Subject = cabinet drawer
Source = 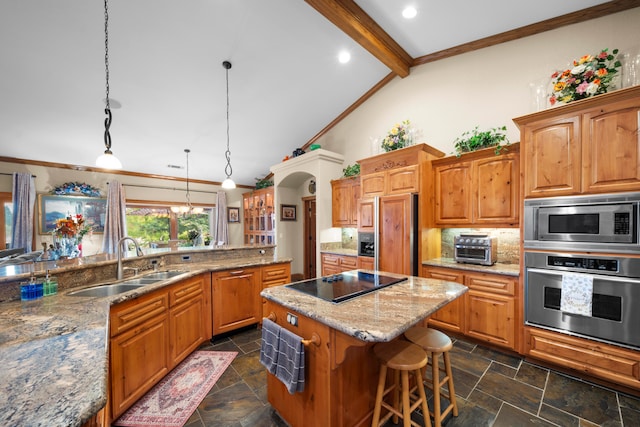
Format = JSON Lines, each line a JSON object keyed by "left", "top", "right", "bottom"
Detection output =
{"left": 262, "top": 263, "right": 291, "bottom": 282}
{"left": 341, "top": 256, "right": 357, "bottom": 269}
{"left": 168, "top": 276, "right": 204, "bottom": 307}
{"left": 321, "top": 253, "right": 340, "bottom": 266}
{"left": 110, "top": 292, "right": 168, "bottom": 337}
{"left": 525, "top": 327, "right": 640, "bottom": 389}
{"left": 466, "top": 273, "right": 516, "bottom": 296}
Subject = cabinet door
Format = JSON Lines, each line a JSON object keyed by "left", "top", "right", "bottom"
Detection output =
{"left": 168, "top": 276, "right": 209, "bottom": 368}
{"left": 434, "top": 162, "right": 472, "bottom": 225}
{"left": 357, "top": 199, "right": 375, "bottom": 232}
{"left": 387, "top": 165, "right": 419, "bottom": 194}
{"left": 331, "top": 180, "right": 353, "bottom": 227}
{"left": 422, "top": 267, "right": 465, "bottom": 333}
{"left": 358, "top": 256, "right": 374, "bottom": 270}
{"left": 361, "top": 172, "right": 385, "bottom": 198}
{"left": 378, "top": 194, "right": 413, "bottom": 275}
{"left": 213, "top": 268, "right": 260, "bottom": 335}
{"left": 474, "top": 153, "right": 519, "bottom": 225}
{"left": 582, "top": 102, "right": 640, "bottom": 193}
{"left": 465, "top": 290, "right": 515, "bottom": 350}
{"left": 110, "top": 314, "right": 169, "bottom": 419}
{"left": 523, "top": 116, "right": 581, "bottom": 197}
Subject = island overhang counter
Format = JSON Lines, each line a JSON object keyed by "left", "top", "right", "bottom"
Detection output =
{"left": 260, "top": 271, "right": 468, "bottom": 427}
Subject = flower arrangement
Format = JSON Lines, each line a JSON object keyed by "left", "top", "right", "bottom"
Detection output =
{"left": 453, "top": 126, "right": 509, "bottom": 157}
{"left": 54, "top": 214, "right": 92, "bottom": 239}
{"left": 549, "top": 48, "right": 621, "bottom": 105}
{"left": 381, "top": 120, "right": 412, "bottom": 152}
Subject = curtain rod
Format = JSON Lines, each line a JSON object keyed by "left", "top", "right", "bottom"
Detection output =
{"left": 107, "top": 182, "right": 217, "bottom": 195}
{"left": 0, "top": 172, "right": 36, "bottom": 177}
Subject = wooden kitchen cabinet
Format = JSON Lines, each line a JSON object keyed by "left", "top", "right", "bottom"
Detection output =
{"left": 514, "top": 86, "right": 640, "bottom": 197}
{"left": 358, "top": 144, "right": 444, "bottom": 199}
{"left": 331, "top": 176, "right": 360, "bottom": 227}
{"left": 109, "top": 292, "right": 170, "bottom": 420}
{"left": 242, "top": 187, "right": 275, "bottom": 245}
{"left": 321, "top": 252, "right": 357, "bottom": 276}
{"left": 433, "top": 143, "right": 519, "bottom": 227}
{"left": 422, "top": 265, "right": 518, "bottom": 351}
{"left": 421, "top": 266, "right": 465, "bottom": 334}
{"left": 212, "top": 267, "right": 261, "bottom": 335}
{"left": 261, "top": 262, "right": 291, "bottom": 319}
{"left": 358, "top": 256, "right": 374, "bottom": 270}
{"left": 107, "top": 273, "right": 212, "bottom": 424}
{"left": 168, "top": 274, "right": 211, "bottom": 367}
{"left": 525, "top": 327, "right": 640, "bottom": 392}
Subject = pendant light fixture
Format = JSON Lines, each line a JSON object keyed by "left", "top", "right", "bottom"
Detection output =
{"left": 171, "top": 149, "right": 203, "bottom": 215}
{"left": 221, "top": 60, "right": 236, "bottom": 189}
{"left": 96, "top": 0, "right": 122, "bottom": 169}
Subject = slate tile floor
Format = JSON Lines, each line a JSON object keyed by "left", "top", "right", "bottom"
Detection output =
{"left": 183, "top": 326, "right": 640, "bottom": 427}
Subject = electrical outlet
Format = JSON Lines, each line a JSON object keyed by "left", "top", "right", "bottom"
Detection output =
{"left": 286, "top": 312, "right": 298, "bottom": 326}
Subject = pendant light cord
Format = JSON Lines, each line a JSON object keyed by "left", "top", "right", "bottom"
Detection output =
{"left": 223, "top": 61, "right": 232, "bottom": 179}
{"left": 103, "top": 0, "right": 112, "bottom": 152}
{"left": 185, "top": 149, "right": 193, "bottom": 210}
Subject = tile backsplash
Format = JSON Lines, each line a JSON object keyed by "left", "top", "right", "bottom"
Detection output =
{"left": 441, "top": 228, "right": 520, "bottom": 264}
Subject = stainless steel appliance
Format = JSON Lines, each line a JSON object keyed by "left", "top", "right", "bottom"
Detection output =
{"left": 286, "top": 270, "right": 408, "bottom": 303}
{"left": 357, "top": 232, "right": 375, "bottom": 257}
{"left": 454, "top": 234, "right": 497, "bottom": 266}
{"left": 366, "top": 194, "right": 420, "bottom": 276}
{"left": 525, "top": 251, "right": 640, "bottom": 350}
{"left": 524, "top": 192, "right": 640, "bottom": 253}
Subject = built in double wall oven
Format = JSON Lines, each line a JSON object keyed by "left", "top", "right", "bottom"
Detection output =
{"left": 524, "top": 192, "right": 640, "bottom": 350}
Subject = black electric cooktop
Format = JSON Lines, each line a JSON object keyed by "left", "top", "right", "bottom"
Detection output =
{"left": 286, "top": 271, "right": 408, "bottom": 303}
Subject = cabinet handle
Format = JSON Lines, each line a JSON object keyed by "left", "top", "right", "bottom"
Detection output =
{"left": 229, "top": 270, "right": 245, "bottom": 275}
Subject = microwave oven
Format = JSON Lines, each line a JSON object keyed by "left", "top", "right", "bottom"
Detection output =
{"left": 524, "top": 192, "right": 640, "bottom": 253}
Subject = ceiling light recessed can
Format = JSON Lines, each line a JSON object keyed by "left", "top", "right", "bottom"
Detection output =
{"left": 338, "top": 51, "right": 351, "bottom": 64}
{"left": 402, "top": 6, "right": 417, "bottom": 19}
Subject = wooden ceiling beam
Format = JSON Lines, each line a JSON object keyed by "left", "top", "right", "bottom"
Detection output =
{"left": 305, "top": 0, "right": 413, "bottom": 77}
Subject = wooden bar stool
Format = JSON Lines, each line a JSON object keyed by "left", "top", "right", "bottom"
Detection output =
{"left": 371, "top": 340, "right": 432, "bottom": 427}
{"left": 404, "top": 327, "right": 458, "bottom": 427}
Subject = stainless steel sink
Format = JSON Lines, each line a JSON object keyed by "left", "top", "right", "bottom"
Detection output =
{"left": 142, "top": 270, "right": 187, "bottom": 280}
{"left": 68, "top": 283, "right": 148, "bottom": 297}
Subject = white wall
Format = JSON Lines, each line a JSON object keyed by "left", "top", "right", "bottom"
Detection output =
{"left": 316, "top": 8, "right": 640, "bottom": 166}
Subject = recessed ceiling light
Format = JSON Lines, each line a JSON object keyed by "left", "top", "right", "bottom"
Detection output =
{"left": 402, "top": 6, "right": 417, "bottom": 19}
{"left": 338, "top": 51, "right": 351, "bottom": 64}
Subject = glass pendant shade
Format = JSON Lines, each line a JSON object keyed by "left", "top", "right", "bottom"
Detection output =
{"left": 221, "top": 177, "right": 236, "bottom": 189}
{"left": 96, "top": 150, "right": 122, "bottom": 169}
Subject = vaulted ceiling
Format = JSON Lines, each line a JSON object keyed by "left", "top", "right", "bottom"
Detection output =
{"left": 0, "top": 0, "right": 633, "bottom": 186}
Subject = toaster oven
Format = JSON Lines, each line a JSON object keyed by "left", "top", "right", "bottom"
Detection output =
{"left": 454, "top": 234, "right": 497, "bottom": 266}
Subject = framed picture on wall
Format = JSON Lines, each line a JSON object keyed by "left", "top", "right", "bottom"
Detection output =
{"left": 38, "top": 194, "right": 107, "bottom": 234}
{"left": 281, "top": 204, "right": 296, "bottom": 221}
{"left": 227, "top": 207, "right": 240, "bottom": 223}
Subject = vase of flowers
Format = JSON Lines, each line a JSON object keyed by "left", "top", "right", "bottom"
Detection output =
{"left": 381, "top": 120, "right": 413, "bottom": 152}
{"left": 549, "top": 48, "right": 621, "bottom": 106}
{"left": 52, "top": 214, "right": 91, "bottom": 258}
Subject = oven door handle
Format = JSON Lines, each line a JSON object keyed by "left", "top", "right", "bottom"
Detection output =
{"left": 526, "top": 267, "right": 640, "bottom": 285}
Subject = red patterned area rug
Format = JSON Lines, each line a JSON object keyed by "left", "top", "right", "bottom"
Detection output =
{"left": 114, "top": 350, "right": 237, "bottom": 427}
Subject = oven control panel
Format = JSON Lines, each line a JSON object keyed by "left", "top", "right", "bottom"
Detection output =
{"left": 547, "top": 255, "right": 618, "bottom": 272}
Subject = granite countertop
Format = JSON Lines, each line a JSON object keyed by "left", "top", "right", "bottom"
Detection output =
{"left": 0, "top": 257, "right": 290, "bottom": 427}
{"left": 261, "top": 272, "right": 468, "bottom": 342}
{"left": 423, "top": 257, "right": 520, "bottom": 277}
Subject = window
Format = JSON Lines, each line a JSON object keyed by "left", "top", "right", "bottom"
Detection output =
{"left": 125, "top": 203, "right": 215, "bottom": 248}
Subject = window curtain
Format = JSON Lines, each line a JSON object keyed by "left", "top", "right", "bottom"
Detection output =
{"left": 214, "top": 191, "right": 229, "bottom": 245}
{"left": 101, "top": 180, "right": 128, "bottom": 253}
{"left": 10, "top": 172, "right": 36, "bottom": 251}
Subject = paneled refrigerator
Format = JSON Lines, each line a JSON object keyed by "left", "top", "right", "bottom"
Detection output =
{"left": 358, "top": 193, "right": 419, "bottom": 276}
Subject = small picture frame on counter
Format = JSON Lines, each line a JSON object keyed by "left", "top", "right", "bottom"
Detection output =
{"left": 227, "top": 207, "right": 240, "bottom": 223}
{"left": 281, "top": 204, "right": 296, "bottom": 221}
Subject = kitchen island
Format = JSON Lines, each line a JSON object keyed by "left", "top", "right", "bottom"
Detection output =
{"left": 261, "top": 272, "right": 467, "bottom": 427}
